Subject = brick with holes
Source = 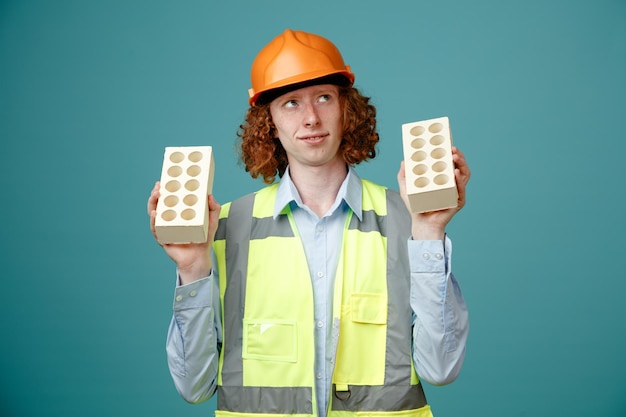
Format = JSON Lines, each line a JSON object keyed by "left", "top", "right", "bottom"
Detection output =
{"left": 155, "top": 146, "right": 215, "bottom": 244}
{"left": 401, "top": 117, "right": 458, "bottom": 213}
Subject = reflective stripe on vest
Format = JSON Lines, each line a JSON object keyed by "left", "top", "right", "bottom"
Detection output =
{"left": 214, "top": 180, "right": 430, "bottom": 417}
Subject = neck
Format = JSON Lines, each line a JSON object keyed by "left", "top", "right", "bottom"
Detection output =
{"left": 289, "top": 162, "right": 348, "bottom": 217}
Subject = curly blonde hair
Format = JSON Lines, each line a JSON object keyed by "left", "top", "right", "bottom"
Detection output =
{"left": 237, "top": 85, "right": 379, "bottom": 184}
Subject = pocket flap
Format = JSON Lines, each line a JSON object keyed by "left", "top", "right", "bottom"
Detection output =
{"left": 242, "top": 319, "right": 298, "bottom": 362}
{"left": 350, "top": 293, "right": 387, "bottom": 324}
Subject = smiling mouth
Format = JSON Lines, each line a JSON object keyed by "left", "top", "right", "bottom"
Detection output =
{"left": 299, "top": 134, "right": 327, "bottom": 142}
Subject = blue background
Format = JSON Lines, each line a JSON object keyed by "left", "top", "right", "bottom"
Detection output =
{"left": 1, "top": 1, "right": 625, "bottom": 416}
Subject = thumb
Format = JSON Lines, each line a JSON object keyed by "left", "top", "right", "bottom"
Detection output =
{"left": 397, "top": 160, "right": 407, "bottom": 194}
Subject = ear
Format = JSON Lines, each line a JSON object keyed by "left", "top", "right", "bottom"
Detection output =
{"left": 270, "top": 121, "right": 278, "bottom": 139}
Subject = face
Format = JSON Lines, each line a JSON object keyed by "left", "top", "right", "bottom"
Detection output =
{"left": 269, "top": 84, "right": 344, "bottom": 173}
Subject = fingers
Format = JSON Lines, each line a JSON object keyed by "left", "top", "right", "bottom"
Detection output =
{"left": 397, "top": 160, "right": 413, "bottom": 212}
{"left": 207, "top": 194, "right": 221, "bottom": 212}
{"left": 207, "top": 195, "right": 221, "bottom": 230}
{"left": 149, "top": 206, "right": 160, "bottom": 242}
{"left": 397, "top": 160, "right": 406, "bottom": 190}
{"left": 455, "top": 168, "right": 466, "bottom": 211}
{"left": 452, "top": 147, "right": 470, "bottom": 210}
{"left": 148, "top": 181, "right": 161, "bottom": 243}
{"left": 147, "top": 181, "right": 161, "bottom": 216}
{"left": 452, "top": 147, "right": 471, "bottom": 186}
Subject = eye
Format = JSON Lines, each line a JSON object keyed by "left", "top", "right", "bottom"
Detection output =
{"left": 284, "top": 99, "right": 298, "bottom": 108}
{"left": 318, "top": 94, "right": 331, "bottom": 103}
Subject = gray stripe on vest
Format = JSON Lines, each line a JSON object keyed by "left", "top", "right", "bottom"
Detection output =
{"left": 220, "top": 192, "right": 255, "bottom": 387}
{"left": 384, "top": 189, "right": 414, "bottom": 387}
{"left": 250, "top": 214, "right": 294, "bottom": 240}
{"left": 218, "top": 386, "right": 313, "bottom": 414}
{"left": 332, "top": 383, "right": 427, "bottom": 411}
{"left": 214, "top": 217, "right": 227, "bottom": 241}
{"left": 348, "top": 209, "right": 387, "bottom": 235}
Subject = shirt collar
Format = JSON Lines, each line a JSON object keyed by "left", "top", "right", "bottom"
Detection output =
{"left": 274, "top": 165, "right": 363, "bottom": 221}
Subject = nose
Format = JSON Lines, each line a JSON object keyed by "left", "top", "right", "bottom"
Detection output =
{"left": 303, "top": 103, "right": 320, "bottom": 127}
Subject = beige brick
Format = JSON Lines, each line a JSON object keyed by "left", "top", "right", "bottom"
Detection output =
{"left": 402, "top": 117, "right": 458, "bottom": 213}
{"left": 155, "top": 146, "right": 215, "bottom": 244}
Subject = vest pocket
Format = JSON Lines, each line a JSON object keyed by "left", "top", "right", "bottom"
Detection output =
{"left": 334, "top": 293, "right": 388, "bottom": 385}
{"left": 350, "top": 293, "right": 387, "bottom": 324}
{"left": 242, "top": 319, "right": 298, "bottom": 362}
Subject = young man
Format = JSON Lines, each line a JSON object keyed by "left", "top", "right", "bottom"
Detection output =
{"left": 148, "top": 29, "right": 470, "bottom": 417}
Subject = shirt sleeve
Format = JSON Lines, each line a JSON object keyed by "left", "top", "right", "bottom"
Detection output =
{"left": 166, "top": 265, "right": 222, "bottom": 403}
{"left": 408, "top": 235, "right": 469, "bottom": 385}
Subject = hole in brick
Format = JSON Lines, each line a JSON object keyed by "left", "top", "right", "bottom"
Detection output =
{"left": 185, "top": 179, "right": 200, "bottom": 191}
{"left": 170, "top": 152, "right": 184, "bottom": 163}
{"left": 165, "top": 180, "right": 181, "bottom": 192}
{"left": 433, "top": 161, "right": 447, "bottom": 172}
{"left": 164, "top": 195, "right": 179, "bottom": 207}
{"left": 411, "top": 151, "right": 427, "bottom": 162}
{"left": 434, "top": 174, "right": 449, "bottom": 185}
{"left": 183, "top": 194, "right": 198, "bottom": 206}
{"left": 413, "top": 164, "right": 428, "bottom": 175}
{"left": 411, "top": 138, "right": 426, "bottom": 149}
{"left": 167, "top": 165, "right": 183, "bottom": 177}
{"left": 414, "top": 177, "right": 430, "bottom": 188}
{"left": 187, "top": 165, "right": 201, "bottom": 177}
{"left": 181, "top": 208, "right": 196, "bottom": 220}
{"left": 430, "top": 135, "right": 445, "bottom": 146}
{"left": 431, "top": 148, "right": 446, "bottom": 159}
{"left": 429, "top": 122, "right": 443, "bottom": 133}
{"left": 409, "top": 125, "right": 425, "bottom": 136}
{"left": 188, "top": 151, "right": 203, "bottom": 163}
{"left": 161, "top": 210, "right": 176, "bottom": 221}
